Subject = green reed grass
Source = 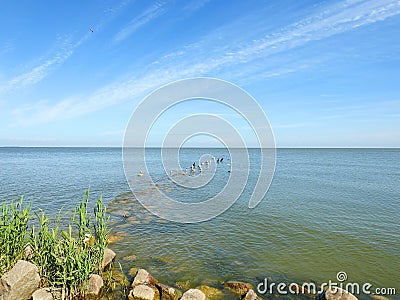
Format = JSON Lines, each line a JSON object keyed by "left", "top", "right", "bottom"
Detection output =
{"left": 0, "top": 190, "right": 110, "bottom": 299}
{"left": 0, "top": 198, "right": 31, "bottom": 276}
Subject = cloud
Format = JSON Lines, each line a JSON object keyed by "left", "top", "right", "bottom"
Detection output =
{"left": 181, "top": 0, "right": 210, "bottom": 14}
{"left": 273, "top": 122, "right": 312, "bottom": 129}
{"left": 98, "top": 129, "right": 125, "bottom": 136}
{"left": 113, "top": 1, "right": 167, "bottom": 43}
{"left": 0, "top": 0, "right": 131, "bottom": 95}
{"left": 12, "top": 0, "right": 400, "bottom": 125}
{"left": 0, "top": 38, "right": 76, "bottom": 93}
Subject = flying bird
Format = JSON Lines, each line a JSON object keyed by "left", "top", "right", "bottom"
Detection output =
{"left": 90, "top": 28, "right": 94, "bottom": 33}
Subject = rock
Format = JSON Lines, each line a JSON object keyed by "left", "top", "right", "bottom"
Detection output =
{"left": 107, "top": 234, "right": 123, "bottom": 244}
{"left": 0, "top": 260, "right": 40, "bottom": 300}
{"left": 112, "top": 269, "right": 130, "bottom": 287}
{"left": 243, "top": 289, "right": 259, "bottom": 300}
{"left": 224, "top": 281, "right": 253, "bottom": 296}
{"left": 156, "top": 283, "right": 181, "bottom": 300}
{"left": 317, "top": 287, "right": 358, "bottom": 300}
{"left": 32, "top": 288, "right": 53, "bottom": 300}
{"left": 128, "top": 284, "right": 160, "bottom": 300}
{"left": 176, "top": 280, "right": 191, "bottom": 290}
{"left": 102, "top": 248, "right": 116, "bottom": 270}
{"left": 23, "top": 243, "right": 34, "bottom": 260}
{"left": 86, "top": 274, "right": 104, "bottom": 299}
{"left": 129, "top": 268, "right": 139, "bottom": 277}
{"left": 181, "top": 289, "right": 207, "bottom": 300}
{"left": 152, "top": 256, "right": 172, "bottom": 265}
{"left": 132, "top": 269, "right": 157, "bottom": 287}
{"left": 123, "top": 254, "right": 138, "bottom": 262}
{"left": 196, "top": 285, "right": 223, "bottom": 299}
{"left": 372, "top": 296, "right": 389, "bottom": 300}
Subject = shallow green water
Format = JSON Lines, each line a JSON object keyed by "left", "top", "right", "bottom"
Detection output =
{"left": 1, "top": 148, "right": 399, "bottom": 299}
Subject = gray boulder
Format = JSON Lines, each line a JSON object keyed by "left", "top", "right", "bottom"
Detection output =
{"left": 128, "top": 284, "right": 160, "bottom": 300}
{"left": 32, "top": 288, "right": 53, "bottom": 300}
{"left": 181, "top": 289, "right": 207, "bottom": 300}
{"left": 102, "top": 248, "right": 116, "bottom": 270}
{"left": 0, "top": 260, "right": 40, "bottom": 300}
{"left": 86, "top": 274, "right": 104, "bottom": 299}
{"left": 132, "top": 269, "right": 157, "bottom": 287}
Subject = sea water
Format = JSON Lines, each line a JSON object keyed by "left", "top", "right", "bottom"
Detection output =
{"left": 0, "top": 147, "right": 399, "bottom": 298}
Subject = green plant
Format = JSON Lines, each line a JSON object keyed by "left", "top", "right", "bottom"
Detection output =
{"left": 0, "top": 198, "right": 31, "bottom": 276}
{"left": 29, "top": 190, "right": 109, "bottom": 299}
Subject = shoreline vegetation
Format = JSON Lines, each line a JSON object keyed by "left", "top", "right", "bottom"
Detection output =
{"left": 0, "top": 192, "right": 379, "bottom": 300}
{"left": 0, "top": 190, "right": 120, "bottom": 299}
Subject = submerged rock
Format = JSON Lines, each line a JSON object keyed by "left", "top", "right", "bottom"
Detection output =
{"left": 106, "top": 233, "right": 124, "bottom": 244}
{"left": 0, "top": 260, "right": 40, "bottom": 300}
{"left": 128, "top": 284, "right": 160, "bottom": 300}
{"left": 111, "top": 269, "right": 130, "bottom": 287}
{"left": 371, "top": 296, "right": 389, "bottom": 300}
{"left": 123, "top": 254, "right": 138, "bottom": 262}
{"left": 224, "top": 281, "right": 253, "bottom": 296}
{"left": 196, "top": 285, "right": 223, "bottom": 299}
{"left": 175, "top": 280, "right": 191, "bottom": 290}
{"left": 181, "top": 288, "right": 207, "bottom": 300}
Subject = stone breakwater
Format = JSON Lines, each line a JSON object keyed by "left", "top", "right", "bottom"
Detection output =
{"left": 0, "top": 247, "right": 370, "bottom": 300}
{"left": 127, "top": 268, "right": 260, "bottom": 300}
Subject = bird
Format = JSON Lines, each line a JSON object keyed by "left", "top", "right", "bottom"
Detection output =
{"left": 137, "top": 171, "right": 144, "bottom": 177}
{"left": 90, "top": 28, "right": 94, "bottom": 33}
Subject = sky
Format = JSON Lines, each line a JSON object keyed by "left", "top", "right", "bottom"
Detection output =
{"left": 0, "top": 0, "right": 399, "bottom": 147}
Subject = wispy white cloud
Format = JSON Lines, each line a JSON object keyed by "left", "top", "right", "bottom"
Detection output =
{"left": 98, "top": 129, "right": 125, "bottom": 136}
{"left": 174, "top": 0, "right": 400, "bottom": 75}
{"left": 113, "top": 1, "right": 167, "bottom": 43}
{"left": 181, "top": 0, "right": 210, "bottom": 14}
{"left": 273, "top": 122, "right": 312, "bottom": 129}
{"left": 0, "top": 37, "right": 77, "bottom": 94}
{"left": 0, "top": 0, "right": 131, "bottom": 95}
{"left": 0, "top": 39, "right": 14, "bottom": 56}
{"left": 12, "top": 0, "right": 400, "bottom": 125}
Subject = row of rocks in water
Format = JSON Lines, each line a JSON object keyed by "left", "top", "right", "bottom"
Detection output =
{"left": 0, "top": 245, "right": 373, "bottom": 300}
{"left": 126, "top": 268, "right": 371, "bottom": 300}
{"left": 128, "top": 268, "right": 260, "bottom": 300}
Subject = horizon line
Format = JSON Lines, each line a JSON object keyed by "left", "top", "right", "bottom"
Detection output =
{"left": 1, "top": 146, "right": 399, "bottom": 149}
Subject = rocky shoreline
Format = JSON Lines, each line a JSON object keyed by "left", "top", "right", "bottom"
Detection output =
{"left": 0, "top": 245, "right": 389, "bottom": 300}
{"left": 0, "top": 248, "right": 116, "bottom": 300}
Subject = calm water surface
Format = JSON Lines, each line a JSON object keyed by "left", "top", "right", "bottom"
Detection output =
{"left": 0, "top": 147, "right": 399, "bottom": 299}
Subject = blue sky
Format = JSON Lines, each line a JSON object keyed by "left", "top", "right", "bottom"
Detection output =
{"left": 0, "top": 0, "right": 399, "bottom": 147}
